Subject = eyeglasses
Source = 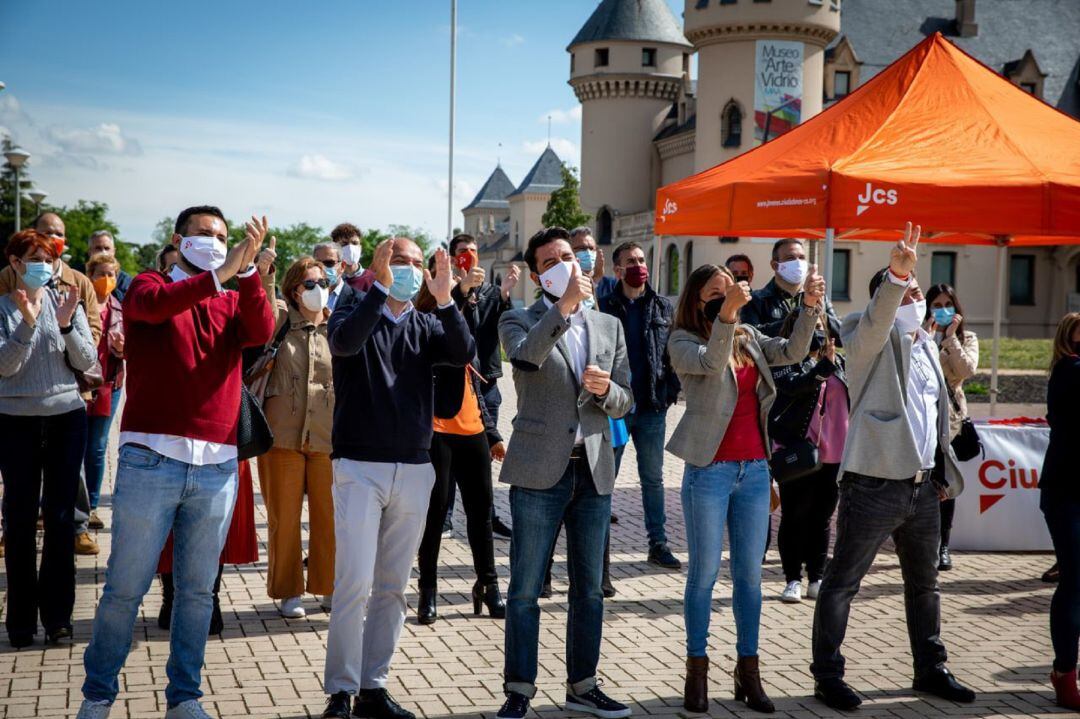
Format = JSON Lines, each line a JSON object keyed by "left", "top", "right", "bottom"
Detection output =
{"left": 318, "top": 259, "right": 337, "bottom": 268}
{"left": 302, "top": 278, "right": 330, "bottom": 290}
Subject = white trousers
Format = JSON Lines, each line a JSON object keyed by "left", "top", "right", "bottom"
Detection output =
{"left": 324, "top": 459, "right": 435, "bottom": 694}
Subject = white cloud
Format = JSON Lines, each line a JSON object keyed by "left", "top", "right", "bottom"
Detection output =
{"left": 522, "top": 137, "right": 578, "bottom": 163}
{"left": 500, "top": 33, "right": 525, "bottom": 48}
{"left": 541, "top": 106, "right": 581, "bottom": 125}
{"left": 49, "top": 123, "right": 142, "bottom": 155}
{"left": 288, "top": 154, "right": 354, "bottom": 181}
{"left": 435, "top": 177, "right": 476, "bottom": 202}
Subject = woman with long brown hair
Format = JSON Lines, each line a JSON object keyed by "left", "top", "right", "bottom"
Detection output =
{"left": 668, "top": 262, "right": 825, "bottom": 714}
{"left": 1041, "top": 312, "right": 1080, "bottom": 709}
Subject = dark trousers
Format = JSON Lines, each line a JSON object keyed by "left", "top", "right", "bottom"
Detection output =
{"left": 419, "top": 431, "right": 497, "bottom": 589}
{"left": 0, "top": 409, "right": 87, "bottom": 639}
{"left": 504, "top": 457, "right": 610, "bottom": 697}
{"left": 939, "top": 499, "right": 956, "bottom": 547}
{"left": 1042, "top": 490, "right": 1080, "bottom": 672}
{"left": 445, "top": 381, "right": 503, "bottom": 526}
{"left": 778, "top": 463, "right": 840, "bottom": 583}
{"left": 811, "top": 473, "right": 948, "bottom": 681}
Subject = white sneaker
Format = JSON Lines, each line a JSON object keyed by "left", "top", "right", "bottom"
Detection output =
{"left": 806, "top": 580, "right": 822, "bottom": 600}
{"left": 781, "top": 580, "right": 802, "bottom": 603}
{"left": 76, "top": 700, "right": 111, "bottom": 719}
{"left": 278, "top": 596, "right": 306, "bottom": 618}
{"left": 319, "top": 594, "right": 332, "bottom": 612}
{"left": 164, "top": 700, "right": 216, "bottom": 719}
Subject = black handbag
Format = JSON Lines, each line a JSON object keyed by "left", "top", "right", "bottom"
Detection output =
{"left": 947, "top": 385, "right": 982, "bottom": 462}
{"left": 769, "top": 438, "right": 822, "bottom": 483}
{"left": 237, "top": 383, "right": 274, "bottom": 461}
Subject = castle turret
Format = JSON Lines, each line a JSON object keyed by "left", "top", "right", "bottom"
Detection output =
{"left": 685, "top": 0, "right": 840, "bottom": 172}
{"left": 462, "top": 164, "right": 514, "bottom": 239}
{"left": 569, "top": 0, "right": 692, "bottom": 244}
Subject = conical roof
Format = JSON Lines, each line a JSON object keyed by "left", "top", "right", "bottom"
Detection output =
{"left": 655, "top": 32, "right": 1080, "bottom": 245}
{"left": 509, "top": 146, "right": 564, "bottom": 198}
{"left": 569, "top": 0, "right": 691, "bottom": 51}
{"left": 463, "top": 165, "right": 515, "bottom": 211}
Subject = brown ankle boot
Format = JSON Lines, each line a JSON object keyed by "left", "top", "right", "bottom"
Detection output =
{"left": 733, "top": 655, "right": 775, "bottom": 713}
{"left": 684, "top": 655, "right": 709, "bottom": 712}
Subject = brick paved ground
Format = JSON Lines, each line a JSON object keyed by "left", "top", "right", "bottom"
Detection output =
{"left": 0, "top": 377, "right": 1062, "bottom": 718}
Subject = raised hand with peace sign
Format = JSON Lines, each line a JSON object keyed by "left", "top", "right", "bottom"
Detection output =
{"left": 889, "top": 222, "right": 921, "bottom": 278}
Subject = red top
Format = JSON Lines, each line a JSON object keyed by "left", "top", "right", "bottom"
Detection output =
{"left": 713, "top": 364, "right": 767, "bottom": 462}
{"left": 120, "top": 270, "right": 275, "bottom": 444}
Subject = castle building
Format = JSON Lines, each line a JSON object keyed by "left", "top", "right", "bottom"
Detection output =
{"left": 477, "top": 0, "right": 1080, "bottom": 335}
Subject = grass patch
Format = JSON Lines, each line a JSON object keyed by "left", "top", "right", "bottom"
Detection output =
{"left": 965, "top": 381, "right": 989, "bottom": 396}
{"left": 977, "top": 338, "right": 1052, "bottom": 371}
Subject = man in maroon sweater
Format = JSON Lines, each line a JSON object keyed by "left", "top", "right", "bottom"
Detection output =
{"left": 79, "top": 206, "right": 275, "bottom": 719}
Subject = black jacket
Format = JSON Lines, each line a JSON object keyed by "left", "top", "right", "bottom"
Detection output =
{"left": 1040, "top": 354, "right": 1080, "bottom": 496}
{"left": 599, "top": 282, "right": 680, "bottom": 412}
{"left": 768, "top": 354, "right": 848, "bottom": 448}
{"left": 452, "top": 281, "right": 511, "bottom": 382}
{"left": 433, "top": 362, "right": 503, "bottom": 448}
{"left": 743, "top": 277, "right": 841, "bottom": 341}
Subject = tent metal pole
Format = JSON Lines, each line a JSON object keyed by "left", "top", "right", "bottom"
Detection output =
{"left": 989, "top": 238, "right": 1007, "bottom": 417}
{"left": 823, "top": 227, "right": 835, "bottom": 289}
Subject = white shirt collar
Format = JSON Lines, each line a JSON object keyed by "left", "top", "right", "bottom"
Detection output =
{"left": 169, "top": 264, "right": 192, "bottom": 284}
{"left": 382, "top": 302, "right": 414, "bottom": 324}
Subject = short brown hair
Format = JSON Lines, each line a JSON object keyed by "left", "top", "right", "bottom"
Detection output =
{"left": 449, "top": 233, "right": 476, "bottom": 256}
{"left": 331, "top": 222, "right": 362, "bottom": 244}
{"left": 5, "top": 230, "right": 59, "bottom": 262}
{"left": 281, "top": 256, "right": 326, "bottom": 309}
{"left": 612, "top": 241, "right": 642, "bottom": 266}
{"left": 86, "top": 253, "right": 120, "bottom": 277}
{"left": 1051, "top": 312, "right": 1080, "bottom": 371}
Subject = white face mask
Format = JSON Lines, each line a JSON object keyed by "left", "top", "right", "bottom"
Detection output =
{"left": 776, "top": 258, "right": 808, "bottom": 286}
{"left": 179, "top": 235, "right": 227, "bottom": 272}
{"left": 340, "top": 243, "right": 363, "bottom": 266}
{"left": 538, "top": 260, "right": 575, "bottom": 298}
{"left": 300, "top": 286, "right": 329, "bottom": 312}
{"left": 895, "top": 299, "right": 927, "bottom": 334}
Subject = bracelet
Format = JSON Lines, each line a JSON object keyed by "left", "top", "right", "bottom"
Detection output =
{"left": 59, "top": 324, "right": 73, "bottom": 335}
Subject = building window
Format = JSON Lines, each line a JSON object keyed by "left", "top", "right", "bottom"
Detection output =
{"left": 595, "top": 48, "right": 609, "bottom": 68}
{"left": 1009, "top": 254, "right": 1036, "bottom": 305}
{"left": 685, "top": 241, "right": 694, "bottom": 278}
{"left": 721, "top": 100, "right": 743, "bottom": 148}
{"left": 666, "top": 244, "right": 681, "bottom": 295}
{"left": 832, "top": 249, "right": 850, "bottom": 301}
{"left": 642, "top": 48, "right": 657, "bottom": 67}
{"left": 1020, "top": 82, "right": 1037, "bottom": 94}
{"left": 931, "top": 252, "right": 956, "bottom": 287}
{"left": 695, "top": 0, "right": 709, "bottom": 7}
{"left": 570, "top": 53, "right": 575, "bottom": 73}
{"left": 597, "top": 208, "right": 613, "bottom": 246}
{"left": 834, "top": 70, "right": 851, "bottom": 97}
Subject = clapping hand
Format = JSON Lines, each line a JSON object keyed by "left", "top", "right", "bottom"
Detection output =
{"left": 13, "top": 289, "right": 40, "bottom": 327}
{"left": 802, "top": 264, "right": 826, "bottom": 307}
{"left": 424, "top": 248, "right": 454, "bottom": 306}
{"left": 371, "top": 239, "right": 394, "bottom": 288}
{"left": 592, "top": 249, "right": 605, "bottom": 282}
{"left": 460, "top": 264, "right": 486, "bottom": 293}
{"left": 717, "top": 280, "right": 752, "bottom": 324}
{"left": 501, "top": 264, "right": 521, "bottom": 300}
{"left": 256, "top": 234, "right": 277, "bottom": 277}
{"left": 56, "top": 288, "right": 79, "bottom": 328}
{"left": 108, "top": 328, "right": 125, "bottom": 356}
{"left": 889, "top": 222, "right": 921, "bottom": 278}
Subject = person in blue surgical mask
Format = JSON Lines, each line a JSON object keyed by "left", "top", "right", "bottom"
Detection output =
{"left": 570, "top": 227, "right": 617, "bottom": 305}
{"left": 321, "top": 237, "right": 474, "bottom": 719}
{"left": 313, "top": 242, "right": 346, "bottom": 311}
{"left": 923, "top": 283, "right": 978, "bottom": 572}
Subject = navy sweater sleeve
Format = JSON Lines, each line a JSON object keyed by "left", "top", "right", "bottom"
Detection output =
{"left": 328, "top": 284, "right": 389, "bottom": 356}
{"left": 427, "top": 304, "right": 476, "bottom": 368}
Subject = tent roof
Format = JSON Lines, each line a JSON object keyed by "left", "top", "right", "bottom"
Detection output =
{"left": 654, "top": 33, "right": 1080, "bottom": 246}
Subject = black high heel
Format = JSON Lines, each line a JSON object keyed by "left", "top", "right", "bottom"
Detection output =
{"left": 418, "top": 587, "right": 438, "bottom": 625}
{"left": 472, "top": 581, "right": 506, "bottom": 619}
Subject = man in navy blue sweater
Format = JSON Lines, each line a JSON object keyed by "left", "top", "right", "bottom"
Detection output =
{"left": 322, "top": 238, "right": 474, "bottom": 719}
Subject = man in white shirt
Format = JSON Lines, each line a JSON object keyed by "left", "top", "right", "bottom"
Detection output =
{"left": 811, "top": 224, "right": 975, "bottom": 711}
{"left": 314, "top": 242, "right": 346, "bottom": 310}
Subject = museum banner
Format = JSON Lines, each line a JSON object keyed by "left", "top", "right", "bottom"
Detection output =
{"left": 754, "top": 39, "right": 803, "bottom": 142}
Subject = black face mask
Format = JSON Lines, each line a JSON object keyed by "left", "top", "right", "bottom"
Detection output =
{"left": 809, "top": 329, "right": 827, "bottom": 353}
{"left": 703, "top": 298, "right": 725, "bottom": 323}
{"left": 733, "top": 275, "right": 750, "bottom": 285}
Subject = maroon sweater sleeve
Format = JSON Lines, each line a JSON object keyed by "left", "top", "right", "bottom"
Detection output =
{"left": 123, "top": 271, "right": 217, "bottom": 324}
{"left": 235, "top": 271, "right": 276, "bottom": 348}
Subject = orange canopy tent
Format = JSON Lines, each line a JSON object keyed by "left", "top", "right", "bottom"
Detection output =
{"left": 654, "top": 32, "right": 1080, "bottom": 414}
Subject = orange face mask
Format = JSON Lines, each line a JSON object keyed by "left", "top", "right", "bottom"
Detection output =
{"left": 93, "top": 276, "right": 117, "bottom": 298}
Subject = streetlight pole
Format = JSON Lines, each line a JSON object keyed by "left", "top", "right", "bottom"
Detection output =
{"left": 447, "top": 0, "right": 457, "bottom": 246}
{"left": 28, "top": 190, "right": 47, "bottom": 215}
{"left": 4, "top": 147, "right": 31, "bottom": 231}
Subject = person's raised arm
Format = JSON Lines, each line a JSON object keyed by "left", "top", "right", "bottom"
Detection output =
{"left": 328, "top": 239, "right": 393, "bottom": 357}
{"left": 425, "top": 248, "right": 475, "bottom": 367}
{"left": 759, "top": 268, "right": 825, "bottom": 366}
{"left": 498, "top": 262, "right": 592, "bottom": 371}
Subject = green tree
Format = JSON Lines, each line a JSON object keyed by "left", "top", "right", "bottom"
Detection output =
{"left": 133, "top": 242, "right": 161, "bottom": 271}
{"left": 151, "top": 216, "right": 175, "bottom": 246}
{"left": 227, "top": 220, "right": 329, "bottom": 280}
{"left": 541, "top": 164, "right": 590, "bottom": 231}
{"left": 51, "top": 200, "right": 142, "bottom": 275}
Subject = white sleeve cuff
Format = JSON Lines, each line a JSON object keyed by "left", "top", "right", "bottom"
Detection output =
{"left": 372, "top": 281, "right": 389, "bottom": 295}
{"left": 886, "top": 270, "right": 912, "bottom": 286}
{"left": 437, "top": 300, "right": 454, "bottom": 310}
{"left": 236, "top": 265, "right": 258, "bottom": 279}
{"left": 211, "top": 270, "right": 224, "bottom": 293}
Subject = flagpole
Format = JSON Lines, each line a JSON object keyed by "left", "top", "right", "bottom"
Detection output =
{"left": 447, "top": 0, "right": 457, "bottom": 246}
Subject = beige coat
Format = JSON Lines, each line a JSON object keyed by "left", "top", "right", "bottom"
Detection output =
{"left": 935, "top": 330, "right": 979, "bottom": 439}
{"left": 261, "top": 275, "right": 334, "bottom": 454}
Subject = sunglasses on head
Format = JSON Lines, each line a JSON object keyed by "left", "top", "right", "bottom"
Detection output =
{"left": 302, "top": 278, "right": 330, "bottom": 290}
{"left": 318, "top": 259, "right": 337, "bottom": 268}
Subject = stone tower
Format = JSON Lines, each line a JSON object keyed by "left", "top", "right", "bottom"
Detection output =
{"left": 685, "top": 0, "right": 840, "bottom": 172}
{"left": 569, "top": 0, "right": 692, "bottom": 244}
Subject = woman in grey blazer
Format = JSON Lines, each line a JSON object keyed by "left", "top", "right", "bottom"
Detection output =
{"left": 667, "top": 263, "right": 823, "bottom": 714}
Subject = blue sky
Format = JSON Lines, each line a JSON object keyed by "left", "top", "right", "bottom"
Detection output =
{"left": 0, "top": 0, "right": 683, "bottom": 245}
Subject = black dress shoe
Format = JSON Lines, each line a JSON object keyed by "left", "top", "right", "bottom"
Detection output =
{"left": 814, "top": 678, "right": 862, "bottom": 710}
{"left": 648, "top": 543, "right": 682, "bottom": 570}
{"left": 8, "top": 631, "right": 34, "bottom": 649}
{"left": 912, "top": 669, "right": 976, "bottom": 703}
{"left": 492, "top": 515, "right": 513, "bottom": 540}
{"left": 938, "top": 545, "right": 953, "bottom": 571}
{"left": 540, "top": 581, "right": 553, "bottom": 599}
{"left": 322, "top": 691, "right": 352, "bottom": 718}
{"left": 354, "top": 688, "right": 415, "bottom": 719}
{"left": 417, "top": 587, "right": 437, "bottom": 625}
{"left": 45, "top": 625, "right": 72, "bottom": 644}
{"left": 601, "top": 576, "right": 616, "bottom": 598}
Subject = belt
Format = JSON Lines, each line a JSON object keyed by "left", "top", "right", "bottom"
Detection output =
{"left": 569, "top": 446, "right": 587, "bottom": 460}
{"left": 913, "top": 468, "right": 933, "bottom": 484}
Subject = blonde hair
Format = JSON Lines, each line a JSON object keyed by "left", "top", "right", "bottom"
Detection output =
{"left": 1051, "top": 312, "right": 1080, "bottom": 371}
{"left": 85, "top": 252, "right": 119, "bottom": 278}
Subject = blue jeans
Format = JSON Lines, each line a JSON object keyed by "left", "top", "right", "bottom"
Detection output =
{"left": 613, "top": 409, "right": 668, "bottom": 547}
{"left": 504, "top": 457, "right": 610, "bottom": 698}
{"left": 682, "top": 459, "right": 771, "bottom": 658}
{"left": 84, "top": 387, "right": 122, "bottom": 510}
{"left": 82, "top": 445, "right": 237, "bottom": 707}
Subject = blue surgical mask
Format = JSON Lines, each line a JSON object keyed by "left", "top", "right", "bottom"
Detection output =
{"left": 932, "top": 307, "right": 956, "bottom": 327}
{"left": 388, "top": 265, "right": 423, "bottom": 302}
{"left": 325, "top": 266, "right": 339, "bottom": 287}
{"left": 20, "top": 261, "right": 54, "bottom": 290}
{"left": 575, "top": 249, "right": 596, "bottom": 273}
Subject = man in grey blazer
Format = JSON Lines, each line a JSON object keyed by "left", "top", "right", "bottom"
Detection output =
{"left": 811, "top": 224, "right": 976, "bottom": 710}
{"left": 495, "top": 227, "right": 633, "bottom": 719}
